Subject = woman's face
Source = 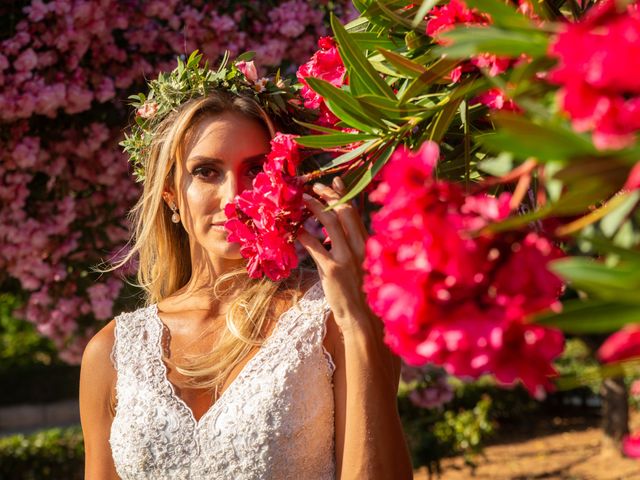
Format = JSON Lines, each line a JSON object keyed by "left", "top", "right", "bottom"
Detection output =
{"left": 168, "top": 110, "right": 271, "bottom": 261}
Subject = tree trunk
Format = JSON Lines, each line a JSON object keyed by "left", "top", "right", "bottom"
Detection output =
{"left": 601, "top": 376, "right": 629, "bottom": 453}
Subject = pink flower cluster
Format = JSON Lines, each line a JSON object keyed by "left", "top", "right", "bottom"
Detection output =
{"left": 427, "top": 0, "right": 510, "bottom": 84}
{"left": 0, "top": 0, "right": 353, "bottom": 122}
{"left": 426, "top": 0, "right": 527, "bottom": 111}
{"left": 297, "top": 36, "right": 347, "bottom": 126}
{"left": 1, "top": 121, "right": 137, "bottom": 362}
{"left": 549, "top": 0, "right": 640, "bottom": 150}
{"left": 597, "top": 324, "right": 640, "bottom": 364}
{"left": 363, "top": 142, "right": 565, "bottom": 398}
{"left": 1, "top": 0, "right": 352, "bottom": 363}
{"left": 224, "top": 133, "right": 309, "bottom": 281}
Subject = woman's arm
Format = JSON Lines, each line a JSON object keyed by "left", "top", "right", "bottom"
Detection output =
{"left": 298, "top": 177, "right": 413, "bottom": 479}
{"left": 330, "top": 310, "right": 412, "bottom": 479}
{"left": 79, "top": 320, "right": 121, "bottom": 480}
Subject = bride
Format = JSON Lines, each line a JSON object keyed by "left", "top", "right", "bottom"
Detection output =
{"left": 79, "top": 55, "right": 412, "bottom": 479}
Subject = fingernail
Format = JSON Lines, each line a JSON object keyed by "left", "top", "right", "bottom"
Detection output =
{"left": 312, "top": 182, "right": 324, "bottom": 192}
{"left": 303, "top": 193, "right": 313, "bottom": 201}
{"left": 333, "top": 177, "right": 345, "bottom": 189}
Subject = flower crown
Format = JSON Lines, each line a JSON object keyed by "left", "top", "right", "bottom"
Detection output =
{"left": 120, "top": 50, "right": 315, "bottom": 182}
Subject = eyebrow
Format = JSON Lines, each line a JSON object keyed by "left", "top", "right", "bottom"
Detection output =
{"left": 186, "top": 154, "right": 268, "bottom": 164}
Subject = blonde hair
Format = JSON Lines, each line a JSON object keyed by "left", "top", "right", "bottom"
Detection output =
{"left": 112, "top": 91, "right": 310, "bottom": 393}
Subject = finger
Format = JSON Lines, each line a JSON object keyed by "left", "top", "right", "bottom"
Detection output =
{"left": 334, "top": 177, "right": 369, "bottom": 241}
{"left": 297, "top": 228, "right": 332, "bottom": 273}
{"left": 314, "top": 181, "right": 368, "bottom": 261}
{"left": 303, "top": 193, "right": 351, "bottom": 263}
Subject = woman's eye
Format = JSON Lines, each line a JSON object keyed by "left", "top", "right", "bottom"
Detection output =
{"left": 192, "top": 166, "right": 219, "bottom": 179}
{"left": 247, "top": 164, "right": 264, "bottom": 177}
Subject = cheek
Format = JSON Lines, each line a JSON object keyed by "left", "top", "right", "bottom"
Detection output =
{"left": 185, "top": 183, "right": 218, "bottom": 216}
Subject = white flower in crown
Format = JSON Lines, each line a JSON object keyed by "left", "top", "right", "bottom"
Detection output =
{"left": 254, "top": 77, "right": 269, "bottom": 93}
{"left": 136, "top": 101, "right": 159, "bottom": 119}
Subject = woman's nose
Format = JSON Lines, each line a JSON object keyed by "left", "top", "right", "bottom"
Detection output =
{"left": 220, "top": 172, "right": 239, "bottom": 210}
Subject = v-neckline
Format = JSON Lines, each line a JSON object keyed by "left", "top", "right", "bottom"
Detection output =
{"left": 151, "top": 279, "right": 321, "bottom": 429}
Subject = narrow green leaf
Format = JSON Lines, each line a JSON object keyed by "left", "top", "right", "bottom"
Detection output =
{"left": 412, "top": 0, "right": 439, "bottom": 28}
{"left": 357, "top": 94, "right": 431, "bottom": 120}
{"left": 430, "top": 95, "right": 464, "bottom": 142}
{"left": 549, "top": 257, "right": 640, "bottom": 301}
{"left": 331, "top": 14, "right": 396, "bottom": 100}
{"left": 305, "top": 77, "right": 387, "bottom": 132}
{"left": 351, "top": 32, "right": 402, "bottom": 50}
{"left": 377, "top": 48, "right": 426, "bottom": 77}
{"left": 320, "top": 139, "right": 380, "bottom": 171}
{"left": 294, "top": 133, "right": 377, "bottom": 148}
{"left": 436, "top": 26, "right": 549, "bottom": 59}
{"left": 535, "top": 300, "right": 640, "bottom": 334}
{"left": 475, "top": 114, "right": 598, "bottom": 162}
{"left": 464, "top": 0, "right": 535, "bottom": 30}
{"left": 329, "top": 144, "right": 395, "bottom": 207}
{"left": 399, "top": 58, "right": 459, "bottom": 103}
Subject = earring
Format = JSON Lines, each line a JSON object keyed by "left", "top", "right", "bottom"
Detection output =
{"left": 169, "top": 202, "right": 180, "bottom": 223}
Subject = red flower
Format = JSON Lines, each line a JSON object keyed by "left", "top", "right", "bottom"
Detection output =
{"left": 427, "top": 0, "right": 511, "bottom": 82}
{"left": 548, "top": 0, "right": 640, "bottom": 149}
{"left": 224, "top": 133, "right": 308, "bottom": 281}
{"left": 296, "top": 36, "right": 347, "bottom": 127}
{"left": 597, "top": 324, "right": 640, "bottom": 363}
{"left": 363, "top": 141, "right": 565, "bottom": 396}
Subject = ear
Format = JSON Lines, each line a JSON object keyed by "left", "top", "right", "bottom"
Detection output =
{"left": 162, "top": 190, "right": 175, "bottom": 207}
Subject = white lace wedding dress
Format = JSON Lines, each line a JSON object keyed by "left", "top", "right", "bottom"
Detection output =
{"left": 108, "top": 280, "right": 336, "bottom": 479}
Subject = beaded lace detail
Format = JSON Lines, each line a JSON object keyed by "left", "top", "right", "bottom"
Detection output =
{"left": 109, "top": 280, "right": 336, "bottom": 479}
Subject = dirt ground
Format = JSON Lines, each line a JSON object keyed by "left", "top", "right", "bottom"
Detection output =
{"left": 413, "top": 410, "right": 640, "bottom": 480}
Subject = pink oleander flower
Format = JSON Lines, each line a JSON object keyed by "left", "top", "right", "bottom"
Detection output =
{"left": 297, "top": 36, "right": 347, "bottom": 127}
{"left": 136, "top": 101, "right": 159, "bottom": 119}
{"left": 623, "top": 433, "right": 640, "bottom": 458}
{"left": 427, "top": 0, "right": 511, "bottom": 82}
{"left": 472, "top": 88, "right": 519, "bottom": 111}
{"left": 224, "top": 132, "right": 308, "bottom": 281}
{"left": 549, "top": 0, "right": 640, "bottom": 149}
{"left": 364, "top": 141, "right": 565, "bottom": 396}
{"left": 597, "top": 324, "right": 640, "bottom": 363}
{"left": 624, "top": 162, "right": 640, "bottom": 190}
{"left": 236, "top": 60, "right": 259, "bottom": 83}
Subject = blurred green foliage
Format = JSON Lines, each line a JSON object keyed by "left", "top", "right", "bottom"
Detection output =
{"left": 0, "top": 426, "right": 84, "bottom": 480}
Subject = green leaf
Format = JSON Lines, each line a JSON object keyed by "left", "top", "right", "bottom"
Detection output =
{"left": 377, "top": 48, "right": 426, "bottom": 77}
{"left": 329, "top": 144, "right": 396, "bottom": 207}
{"left": 464, "top": 0, "right": 535, "bottom": 30}
{"left": 535, "top": 300, "right": 640, "bottom": 334}
{"left": 412, "top": 0, "right": 439, "bottom": 28}
{"left": 475, "top": 114, "right": 598, "bottom": 163}
{"left": 351, "top": 32, "right": 403, "bottom": 50}
{"left": 430, "top": 94, "right": 464, "bottom": 142}
{"left": 399, "top": 58, "right": 460, "bottom": 103}
{"left": 357, "top": 94, "right": 432, "bottom": 120}
{"left": 304, "top": 77, "right": 387, "bottom": 132}
{"left": 320, "top": 139, "right": 381, "bottom": 171}
{"left": 549, "top": 257, "right": 640, "bottom": 303}
{"left": 294, "top": 133, "right": 377, "bottom": 148}
{"left": 436, "top": 26, "right": 549, "bottom": 59}
{"left": 331, "top": 14, "right": 396, "bottom": 100}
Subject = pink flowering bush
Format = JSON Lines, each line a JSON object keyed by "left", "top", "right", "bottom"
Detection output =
{"left": 363, "top": 142, "right": 565, "bottom": 397}
{"left": 0, "top": 0, "right": 353, "bottom": 363}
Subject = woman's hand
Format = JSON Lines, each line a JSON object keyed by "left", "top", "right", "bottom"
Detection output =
{"left": 297, "top": 176, "right": 381, "bottom": 339}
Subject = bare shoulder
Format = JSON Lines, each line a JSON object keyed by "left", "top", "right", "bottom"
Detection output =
{"left": 80, "top": 319, "right": 118, "bottom": 415}
{"left": 82, "top": 319, "right": 117, "bottom": 375}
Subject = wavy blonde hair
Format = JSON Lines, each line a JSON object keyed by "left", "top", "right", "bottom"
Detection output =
{"left": 112, "top": 91, "right": 311, "bottom": 393}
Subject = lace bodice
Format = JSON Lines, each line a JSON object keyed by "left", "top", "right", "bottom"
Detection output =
{"left": 109, "top": 280, "right": 336, "bottom": 479}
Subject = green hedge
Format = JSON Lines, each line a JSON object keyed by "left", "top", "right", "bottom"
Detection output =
{"left": 0, "top": 426, "right": 84, "bottom": 479}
